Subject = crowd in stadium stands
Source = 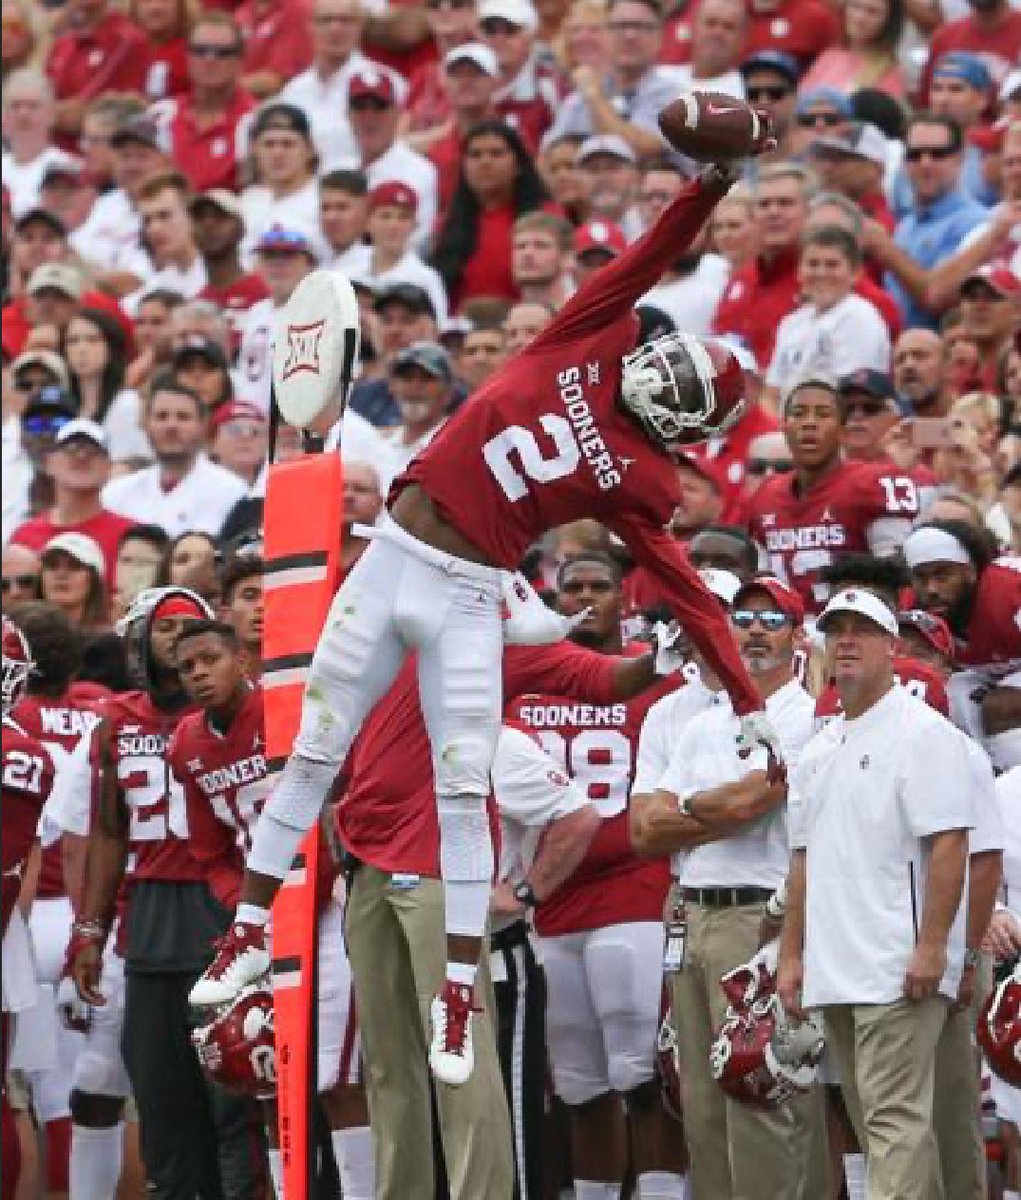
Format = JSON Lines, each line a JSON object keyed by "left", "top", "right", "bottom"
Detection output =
{"left": 2, "top": 0, "right": 1021, "bottom": 1196}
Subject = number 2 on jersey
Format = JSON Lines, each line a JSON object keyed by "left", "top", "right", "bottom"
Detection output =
{"left": 483, "top": 415, "right": 581, "bottom": 502}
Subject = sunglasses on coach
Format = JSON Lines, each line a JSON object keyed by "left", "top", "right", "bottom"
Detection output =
{"left": 730, "top": 609, "right": 790, "bottom": 631}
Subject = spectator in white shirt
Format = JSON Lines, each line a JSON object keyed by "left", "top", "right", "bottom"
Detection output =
{"left": 346, "top": 181, "right": 449, "bottom": 324}
{"left": 779, "top": 587, "right": 975, "bottom": 1200}
{"left": 123, "top": 171, "right": 208, "bottom": 314}
{"left": 1, "top": 69, "right": 78, "bottom": 218}
{"left": 764, "top": 225, "right": 890, "bottom": 410}
{"left": 319, "top": 169, "right": 371, "bottom": 270}
{"left": 661, "top": 0, "right": 747, "bottom": 99}
{"left": 383, "top": 341, "right": 454, "bottom": 473}
{"left": 102, "top": 373, "right": 246, "bottom": 536}
{"left": 241, "top": 104, "right": 322, "bottom": 264}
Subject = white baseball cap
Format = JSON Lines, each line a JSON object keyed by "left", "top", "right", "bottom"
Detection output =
{"left": 478, "top": 0, "right": 538, "bottom": 30}
{"left": 445, "top": 42, "right": 500, "bottom": 77}
{"left": 698, "top": 568, "right": 742, "bottom": 606}
{"left": 41, "top": 532, "right": 106, "bottom": 575}
{"left": 816, "top": 588, "right": 898, "bottom": 637}
{"left": 55, "top": 418, "right": 110, "bottom": 453}
{"left": 1000, "top": 69, "right": 1021, "bottom": 103}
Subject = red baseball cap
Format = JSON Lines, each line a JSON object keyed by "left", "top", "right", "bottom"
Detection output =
{"left": 733, "top": 575, "right": 805, "bottom": 626}
{"left": 575, "top": 220, "right": 627, "bottom": 258}
{"left": 348, "top": 69, "right": 396, "bottom": 104}
{"left": 897, "top": 608, "right": 954, "bottom": 661}
{"left": 368, "top": 180, "right": 418, "bottom": 214}
{"left": 677, "top": 452, "right": 729, "bottom": 495}
{"left": 960, "top": 264, "right": 1021, "bottom": 298}
{"left": 211, "top": 400, "right": 267, "bottom": 431}
{"left": 968, "top": 116, "right": 1012, "bottom": 154}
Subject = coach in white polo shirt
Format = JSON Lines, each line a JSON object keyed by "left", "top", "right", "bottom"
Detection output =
{"left": 779, "top": 587, "right": 975, "bottom": 1200}
{"left": 632, "top": 575, "right": 823, "bottom": 1200}
{"left": 101, "top": 373, "right": 246, "bottom": 537}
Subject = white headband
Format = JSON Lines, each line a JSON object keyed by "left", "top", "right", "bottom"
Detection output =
{"left": 902, "top": 527, "right": 971, "bottom": 570}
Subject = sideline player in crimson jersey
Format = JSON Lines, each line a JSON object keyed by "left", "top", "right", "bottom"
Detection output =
{"left": 507, "top": 553, "right": 686, "bottom": 1200}
{"left": 68, "top": 588, "right": 266, "bottom": 1200}
{"left": 745, "top": 378, "right": 920, "bottom": 615}
{"left": 199, "top": 146, "right": 779, "bottom": 1087}
{"left": 169, "top": 620, "right": 375, "bottom": 1200}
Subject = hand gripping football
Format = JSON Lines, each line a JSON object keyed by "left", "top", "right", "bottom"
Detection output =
{"left": 659, "top": 92, "right": 772, "bottom": 162}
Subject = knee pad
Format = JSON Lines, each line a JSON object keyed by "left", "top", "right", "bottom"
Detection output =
{"left": 432, "top": 734, "right": 497, "bottom": 798}
{"left": 436, "top": 793, "right": 494, "bottom": 882}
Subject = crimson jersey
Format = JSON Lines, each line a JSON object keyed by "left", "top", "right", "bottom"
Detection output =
{"left": 745, "top": 460, "right": 919, "bottom": 613}
{"left": 168, "top": 686, "right": 271, "bottom": 910}
{"left": 2, "top": 717, "right": 56, "bottom": 931}
{"left": 397, "top": 176, "right": 759, "bottom": 716}
{"left": 507, "top": 644, "right": 676, "bottom": 937}
{"left": 958, "top": 560, "right": 1021, "bottom": 674}
{"left": 14, "top": 686, "right": 105, "bottom": 899}
{"left": 815, "top": 656, "right": 949, "bottom": 725}
{"left": 338, "top": 643, "right": 620, "bottom": 877}
{"left": 105, "top": 691, "right": 200, "bottom": 882}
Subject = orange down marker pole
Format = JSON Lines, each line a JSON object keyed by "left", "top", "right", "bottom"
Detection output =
{"left": 262, "top": 451, "right": 343, "bottom": 1200}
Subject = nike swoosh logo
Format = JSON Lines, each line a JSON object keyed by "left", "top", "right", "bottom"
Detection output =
{"left": 705, "top": 103, "right": 741, "bottom": 117}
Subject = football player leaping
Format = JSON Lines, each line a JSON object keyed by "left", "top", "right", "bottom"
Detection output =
{"left": 191, "top": 118, "right": 779, "bottom": 1087}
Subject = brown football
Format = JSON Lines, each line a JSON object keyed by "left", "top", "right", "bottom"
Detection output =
{"left": 658, "top": 91, "right": 767, "bottom": 162}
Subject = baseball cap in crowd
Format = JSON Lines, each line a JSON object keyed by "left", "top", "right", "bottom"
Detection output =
{"left": 27, "top": 263, "right": 83, "bottom": 300}
{"left": 733, "top": 575, "right": 805, "bottom": 626}
{"left": 577, "top": 134, "right": 637, "bottom": 165}
{"left": 837, "top": 369, "right": 898, "bottom": 406}
{"left": 39, "top": 156, "right": 91, "bottom": 188}
{"left": 478, "top": 0, "right": 539, "bottom": 30}
{"left": 575, "top": 219, "right": 628, "bottom": 258}
{"left": 368, "top": 181, "right": 419, "bottom": 213}
{"left": 444, "top": 42, "right": 500, "bottom": 76}
{"left": 348, "top": 69, "right": 396, "bottom": 105}
{"left": 12, "top": 349, "right": 71, "bottom": 391}
{"left": 55, "top": 418, "right": 110, "bottom": 454}
{"left": 172, "top": 335, "right": 231, "bottom": 371}
{"left": 254, "top": 220, "right": 323, "bottom": 262}
{"left": 15, "top": 207, "right": 67, "bottom": 238}
{"left": 251, "top": 102, "right": 312, "bottom": 141}
{"left": 897, "top": 609, "right": 954, "bottom": 662}
{"left": 42, "top": 532, "right": 106, "bottom": 575}
{"left": 110, "top": 114, "right": 160, "bottom": 150}
{"left": 817, "top": 588, "right": 899, "bottom": 637}
{"left": 959, "top": 264, "right": 1021, "bottom": 299}
{"left": 810, "top": 120, "right": 887, "bottom": 166}
{"left": 968, "top": 116, "right": 1013, "bottom": 154}
{"left": 190, "top": 189, "right": 245, "bottom": 221}
{"left": 1002, "top": 70, "right": 1021, "bottom": 103}
{"left": 739, "top": 50, "right": 800, "bottom": 86}
{"left": 391, "top": 341, "right": 453, "bottom": 382}
{"left": 795, "top": 88, "right": 852, "bottom": 119}
{"left": 210, "top": 400, "right": 267, "bottom": 432}
{"left": 373, "top": 283, "right": 436, "bottom": 318}
{"left": 932, "top": 51, "right": 991, "bottom": 92}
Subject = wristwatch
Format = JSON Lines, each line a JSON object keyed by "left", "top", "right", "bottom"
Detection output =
{"left": 678, "top": 791, "right": 696, "bottom": 818}
{"left": 512, "top": 879, "right": 539, "bottom": 908}
{"left": 963, "top": 948, "right": 982, "bottom": 970}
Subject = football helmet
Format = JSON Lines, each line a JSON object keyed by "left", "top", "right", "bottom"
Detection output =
{"left": 710, "top": 941, "right": 825, "bottom": 1108}
{"left": 191, "top": 980, "right": 277, "bottom": 1099}
{"left": 977, "top": 964, "right": 1021, "bottom": 1088}
{"left": 117, "top": 586, "right": 213, "bottom": 687}
{"left": 620, "top": 333, "right": 746, "bottom": 449}
{"left": 2, "top": 616, "right": 33, "bottom": 717}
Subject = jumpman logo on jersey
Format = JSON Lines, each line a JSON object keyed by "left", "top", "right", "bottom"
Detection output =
{"left": 188, "top": 756, "right": 204, "bottom": 773}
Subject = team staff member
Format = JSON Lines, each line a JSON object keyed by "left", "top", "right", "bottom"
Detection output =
{"left": 779, "top": 588, "right": 977, "bottom": 1200}
{"left": 631, "top": 576, "right": 824, "bottom": 1200}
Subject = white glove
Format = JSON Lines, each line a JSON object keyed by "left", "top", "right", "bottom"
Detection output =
{"left": 501, "top": 572, "right": 591, "bottom": 645}
{"left": 56, "top": 974, "right": 92, "bottom": 1033}
{"left": 737, "top": 711, "right": 783, "bottom": 763}
{"left": 652, "top": 621, "right": 686, "bottom": 676}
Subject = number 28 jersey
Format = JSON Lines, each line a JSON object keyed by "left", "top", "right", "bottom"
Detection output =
{"left": 745, "top": 460, "right": 919, "bottom": 614}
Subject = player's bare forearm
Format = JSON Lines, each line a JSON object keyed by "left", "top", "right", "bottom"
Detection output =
{"left": 62, "top": 832, "right": 89, "bottom": 912}
{"left": 630, "top": 790, "right": 720, "bottom": 856}
{"left": 17, "top": 842, "right": 41, "bottom": 916}
{"left": 918, "top": 829, "right": 969, "bottom": 950}
{"left": 527, "top": 806, "right": 600, "bottom": 902}
{"left": 610, "top": 651, "right": 658, "bottom": 699}
{"left": 81, "top": 726, "right": 129, "bottom": 927}
{"left": 967, "top": 850, "right": 1003, "bottom": 951}
{"left": 685, "top": 770, "right": 783, "bottom": 829}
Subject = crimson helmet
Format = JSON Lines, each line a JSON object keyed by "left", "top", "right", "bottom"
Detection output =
{"left": 620, "top": 333, "right": 746, "bottom": 449}
{"left": 977, "top": 965, "right": 1021, "bottom": 1088}
{"left": 191, "top": 982, "right": 277, "bottom": 1099}
{"left": 2, "top": 616, "right": 34, "bottom": 717}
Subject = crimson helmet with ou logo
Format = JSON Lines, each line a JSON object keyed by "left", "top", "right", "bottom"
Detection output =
{"left": 709, "top": 941, "right": 825, "bottom": 1108}
{"left": 2, "top": 616, "right": 34, "bottom": 717}
{"left": 977, "top": 964, "right": 1021, "bottom": 1088}
{"left": 191, "top": 981, "right": 277, "bottom": 1099}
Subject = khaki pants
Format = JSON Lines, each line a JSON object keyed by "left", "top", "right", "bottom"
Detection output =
{"left": 672, "top": 901, "right": 827, "bottom": 1200}
{"left": 823, "top": 996, "right": 950, "bottom": 1200}
{"left": 344, "top": 864, "right": 514, "bottom": 1200}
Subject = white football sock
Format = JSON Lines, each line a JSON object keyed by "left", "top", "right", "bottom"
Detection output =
{"left": 332, "top": 1126, "right": 374, "bottom": 1200}
{"left": 637, "top": 1169, "right": 687, "bottom": 1198}
{"left": 447, "top": 959, "right": 478, "bottom": 988}
{"left": 268, "top": 1147, "right": 284, "bottom": 1197}
{"left": 70, "top": 1123, "right": 123, "bottom": 1200}
{"left": 843, "top": 1153, "right": 867, "bottom": 1200}
{"left": 574, "top": 1181, "right": 620, "bottom": 1199}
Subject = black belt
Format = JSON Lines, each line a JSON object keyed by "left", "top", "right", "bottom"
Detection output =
{"left": 683, "top": 886, "right": 773, "bottom": 908}
{"left": 490, "top": 919, "right": 530, "bottom": 952}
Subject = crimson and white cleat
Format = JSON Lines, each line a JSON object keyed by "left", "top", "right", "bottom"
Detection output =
{"left": 189, "top": 921, "right": 270, "bottom": 1007}
{"left": 429, "top": 981, "right": 475, "bottom": 1086}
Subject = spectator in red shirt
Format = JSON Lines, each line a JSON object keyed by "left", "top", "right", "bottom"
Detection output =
{"left": 130, "top": 0, "right": 192, "bottom": 100}
{"left": 430, "top": 119, "right": 553, "bottom": 311}
{"left": 712, "top": 161, "right": 810, "bottom": 370}
{"left": 479, "top": 0, "right": 562, "bottom": 150}
{"left": 160, "top": 11, "right": 255, "bottom": 193}
{"left": 236, "top": 0, "right": 314, "bottom": 99}
{"left": 405, "top": 0, "right": 480, "bottom": 137}
{"left": 742, "top": 0, "right": 841, "bottom": 71}
{"left": 919, "top": 0, "right": 1021, "bottom": 102}
{"left": 11, "top": 420, "right": 135, "bottom": 587}
{"left": 45, "top": 0, "right": 148, "bottom": 144}
{"left": 193, "top": 190, "right": 270, "bottom": 351}
{"left": 428, "top": 43, "right": 503, "bottom": 214}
